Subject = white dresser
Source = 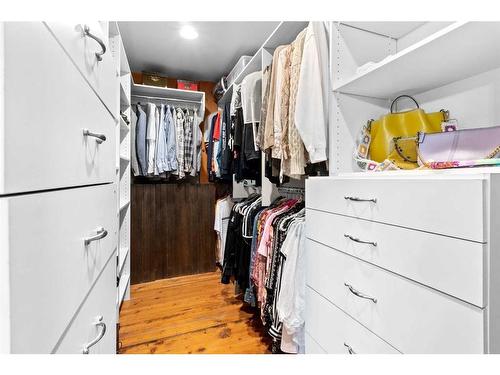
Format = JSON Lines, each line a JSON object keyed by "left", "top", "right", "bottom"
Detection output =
{"left": 305, "top": 171, "right": 500, "bottom": 354}
{"left": 0, "top": 22, "right": 119, "bottom": 353}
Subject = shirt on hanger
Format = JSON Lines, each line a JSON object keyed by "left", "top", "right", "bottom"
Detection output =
{"left": 214, "top": 196, "right": 234, "bottom": 266}
{"left": 130, "top": 106, "right": 140, "bottom": 176}
{"left": 135, "top": 104, "right": 148, "bottom": 176}
{"left": 146, "top": 102, "right": 157, "bottom": 175}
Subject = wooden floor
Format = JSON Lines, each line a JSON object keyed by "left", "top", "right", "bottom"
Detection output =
{"left": 118, "top": 272, "right": 272, "bottom": 354}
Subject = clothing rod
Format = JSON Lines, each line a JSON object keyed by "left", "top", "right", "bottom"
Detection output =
{"left": 131, "top": 94, "right": 202, "bottom": 104}
{"left": 277, "top": 186, "right": 305, "bottom": 193}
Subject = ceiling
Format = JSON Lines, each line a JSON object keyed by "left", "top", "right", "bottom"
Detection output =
{"left": 118, "top": 22, "right": 280, "bottom": 82}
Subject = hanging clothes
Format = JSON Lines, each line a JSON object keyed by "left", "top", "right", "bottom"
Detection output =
{"left": 130, "top": 106, "right": 140, "bottom": 176}
{"left": 165, "top": 105, "right": 178, "bottom": 173}
{"left": 146, "top": 103, "right": 157, "bottom": 175}
{"left": 135, "top": 104, "right": 148, "bottom": 176}
{"left": 183, "top": 109, "right": 194, "bottom": 173}
{"left": 174, "top": 107, "right": 186, "bottom": 179}
{"left": 214, "top": 195, "right": 234, "bottom": 266}
{"left": 220, "top": 102, "right": 233, "bottom": 181}
{"left": 241, "top": 71, "right": 262, "bottom": 151}
{"left": 155, "top": 104, "right": 168, "bottom": 175}
{"left": 294, "top": 21, "right": 329, "bottom": 164}
{"left": 277, "top": 215, "right": 306, "bottom": 354}
{"left": 282, "top": 29, "right": 307, "bottom": 179}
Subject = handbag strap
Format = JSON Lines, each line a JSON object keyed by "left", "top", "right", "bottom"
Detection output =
{"left": 390, "top": 95, "right": 419, "bottom": 113}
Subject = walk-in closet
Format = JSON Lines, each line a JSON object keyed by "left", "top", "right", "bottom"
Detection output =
{"left": 3, "top": 18, "right": 500, "bottom": 357}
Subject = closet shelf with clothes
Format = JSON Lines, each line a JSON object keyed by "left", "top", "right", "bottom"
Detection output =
{"left": 220, "top": 192, "right": 306, "bottom": 354}
{"left": 131, "top": 99, "right": 203, "bottom": 181}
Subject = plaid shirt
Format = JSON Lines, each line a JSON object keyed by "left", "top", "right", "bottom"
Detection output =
{"left": 183, "top": 109, "right": 194, "bottom": 173}
{"left": 175, "top": 108, "right": 185, "bottom": 179}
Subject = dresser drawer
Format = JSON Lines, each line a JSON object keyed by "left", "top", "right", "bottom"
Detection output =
{"left": 2, "top": 183, "right": 117, "bottom": 353}
{"left": 306, "top": 209, "right": 485, "bottom": 307}
{"left": 44, "top": 21, "right": 118, "bottom": 116}
{"left": 1, "top": 22, "right": 116, "bottom": 195}
{"left": 54, "top": 255, "right": 117, "bottom": 354}
{"left": 306, "top": 239, "right": 485, "bottom": 353}
{"left": 306, "top": 176, "right": 485, "bottom": 242}
{"left": 306, "top": 286, "right": 399, "bottom": 354}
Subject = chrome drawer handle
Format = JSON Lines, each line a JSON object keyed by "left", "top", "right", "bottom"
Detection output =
{"left": 344, "top": 196, "right": 377, "bottom": 203}
{"left": 344, "top": 282, "right": 377, "bottom": 303}
{"left": 82, "top": 316, "right": 107, "bottom": 354}
{"left": 344, "top": 233, "right": 377, "bottom": 247}
{"left": 84, "top": 227, "right": 108, "bottom": 246}
{"left": 344, "top": 342, "right": 356, "bottom": 354}
{"left": 83, "top": 25, "right": 106, "bottom": 61}
{"left": 83, "top": 129, "right": 107, "bottom": 144}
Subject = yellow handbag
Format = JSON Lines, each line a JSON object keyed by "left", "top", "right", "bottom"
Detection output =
{"left": 369, "top": 95, "right": 448, "bottom": 169}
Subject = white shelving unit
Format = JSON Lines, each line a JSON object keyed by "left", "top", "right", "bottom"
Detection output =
{"left": 332, "top": 22, "right": 500, "bottom": 99}
{"left": 110, "top": 22, "right": 132, "bottom": 311}
{"left": 217, "top": 21, "right": 309, "bottom": 204}
{"left": 330, "top": 21, "right": 500, "bottom": 175}
{"left": 131, "top": 83, "right": 205, "bottom": 115}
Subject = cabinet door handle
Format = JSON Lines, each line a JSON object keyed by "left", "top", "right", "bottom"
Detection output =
{"left": 344, "top": 342, "right": 356, "bottom": 354}
{"left": 344, "top": 196, "right": 377, "bottom": 203}
{"left": 83, "top": 129, "right": 107, "bottom": 144}
{"left": 82, "top": 316, "right": 107, "bottom": 354}
{"left": 83, "top": 25, "right": 106, "bottom": 61}
{"left": 344, "top": 233, "right": 377, "bottom": 247}
{"left": 84, "top": 227, "right": 108, "bottom": 246}
{"left": 344, "top": 282, "right": 377, "bottom": 303}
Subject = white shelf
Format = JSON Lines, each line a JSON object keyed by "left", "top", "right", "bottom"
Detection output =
{"left": 119, "top": 36, "right": 131, "bottom": 75}
{"left": 218, "top": 53, "right": 261, "bottom": 105}
{"left": 117, "top": 273, "right": 130, "bottom": 308}
{"left": 119, "top": 117, "right": 129, "bottom": 134}
{"left": 218, "top": 82, "right": 234, "bottom": 106}
{"left": 262, "top": 21, "right": 309, "bottom": 49}
{"left": 120, "top": 82, "right": 130, "bottom": 107}
{"left": 119, "top": 199, "right": 130, "bottom": 212}
{"left": 119, "top": 155, "right": 130, "bottom": 168}
{"left": 332, "top": 22, "right": 500, "bottom": 98}
{"left": 132, "top": 83, "right": 204, "bottom": 102}
{"left": 218, "top": 21, "right": 309, "bottom": 106}
{"left": 118, "top": 247, "right": 130, "bottom": 277}
{"left": 340, "top": 22, "right": 426, "bottom": 39}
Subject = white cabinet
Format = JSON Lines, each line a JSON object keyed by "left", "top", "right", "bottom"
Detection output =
{"left": 1, "top": 22, "right": 116, "bottom": 195}
{"left": 44, "top": 21, "right": 119, "bottom": 117}
{"left": 0, "top": 22, "right": 119, "bottom": 354}
{"left": 2, "top": 183, "right": 117, "bottom": 353}
{"left": 54, "top": 256, "right": 117, "bottom": 354}
{"left": 305, "top": 173, "right": 500, "bottom": 353}
{"left": 306, "top": 286, "right": 399, "bottom": 354}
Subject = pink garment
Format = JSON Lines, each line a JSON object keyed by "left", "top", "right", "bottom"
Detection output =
{"left": 252, "top": 200, "right": 297, "bottom": 306}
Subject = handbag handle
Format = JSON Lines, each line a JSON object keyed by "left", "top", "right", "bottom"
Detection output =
{"left": 390, "top": 95, "right": 419, "bottom": 113}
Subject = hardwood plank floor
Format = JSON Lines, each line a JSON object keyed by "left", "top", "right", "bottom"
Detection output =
{"left": 118, "top": 272, "right": 272, "bottom": 354}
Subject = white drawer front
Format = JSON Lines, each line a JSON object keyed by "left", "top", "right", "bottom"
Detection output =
{"left": 306, "top": 287, "right": 399, "bottom": 354}
{"left": 306, "top": 177, "right": 485, "bottom": 242}
{"left": 2, "top": 22, "right": 116, "bottom": 195}
{"left": 306, "top": 239, "right": 485, "bottom": 353}
{"left": 3, "top": 183, "right": 117, "bottom": 353}
{"left": 44, "top": 21, "right": 118, "bottom": 116}
{"left": 55, "top": 255, "right": 117, "bottom": 354}
{"left": 306, "top": 209, "right": 485, "bottom": 307}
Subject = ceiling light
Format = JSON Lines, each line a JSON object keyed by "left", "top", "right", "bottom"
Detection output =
{"left": 179, "top": 25, "right": 198, "bottom": 40}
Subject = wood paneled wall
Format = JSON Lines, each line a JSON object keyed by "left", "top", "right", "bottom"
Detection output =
{"left": 131, "top": 183, "right": 218, "bottom": 284}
